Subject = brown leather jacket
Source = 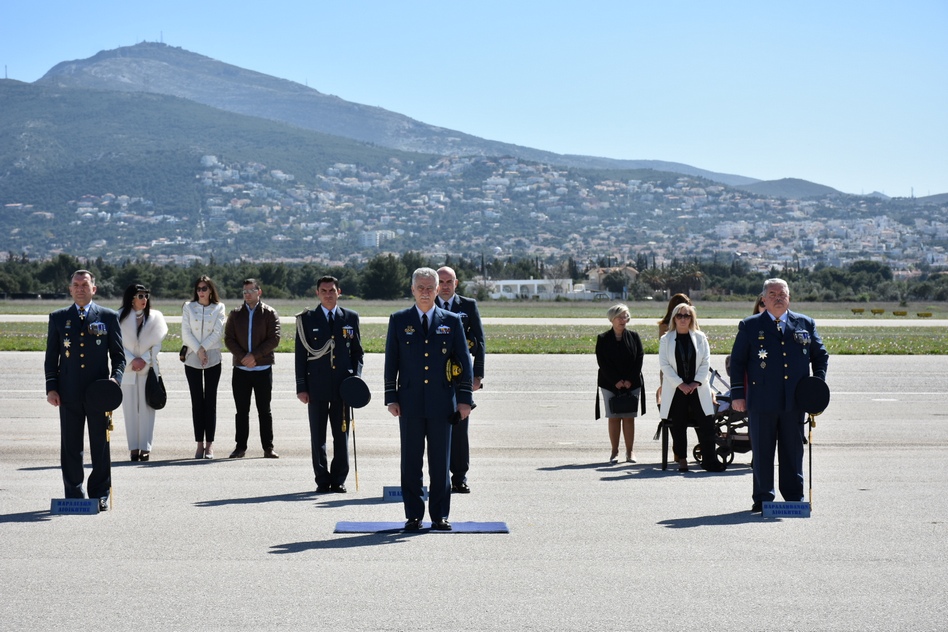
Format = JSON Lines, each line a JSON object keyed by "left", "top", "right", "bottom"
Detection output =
{"left": 224, "top": 301, "right": 281, "bottom": 367}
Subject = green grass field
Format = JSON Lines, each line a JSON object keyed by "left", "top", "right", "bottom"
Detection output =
{"left": 4, "top": 319, "right": 945, "bottom": 354}
{"left": 2, "top": 298, "right": 946, "bottom": 320}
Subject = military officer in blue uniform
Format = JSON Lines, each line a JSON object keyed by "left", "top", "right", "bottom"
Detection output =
{"left": 385, "top": 267, "right": 473, "bottom": 531}
{"left": 295, "top": 276, "right": 364, "bottom": 493}
{"left": 729, "top": 278, "right": 828, "bottom": 513}
{"left": 437, "top": 265, "right": 485, "bottom": 494}
{"left": 45, "top": 270, "right": 125, "bottom": 510}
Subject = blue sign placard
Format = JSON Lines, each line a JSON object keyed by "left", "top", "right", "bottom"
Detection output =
{"left": 382, "top": 486, "right": 428, "bottom": 502}
{"left": 762, "top": 501, "right": 811, "bottom": 518}
{"left": 50, "top": 498, "right": 99, "bottom": 515}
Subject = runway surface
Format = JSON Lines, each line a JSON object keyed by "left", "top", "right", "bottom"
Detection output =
{"left": 1, "top": 352, "right": 946, "bottom": 631}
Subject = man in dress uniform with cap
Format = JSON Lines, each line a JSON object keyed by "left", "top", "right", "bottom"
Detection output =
{"left": 45, "top": 270, "right": 125, "bottom": 511}
{"left": 729, "top": 278, "right": 828, "bottom": 513}
{"left": 436, "top": 265, "right": 485, "bottom": 494}
{"left": 385, "top": 267, "right": 473, "bottom": 531}
{"left": 295, "top": 276, "right": 363, "bottom": 493}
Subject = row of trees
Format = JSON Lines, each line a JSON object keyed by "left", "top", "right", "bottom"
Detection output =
{"left": 2, "top": 252, "right": 946, "bottom": 302}
{"left": 631, "top": 258, "right": 948, "bottom": 303}
{"left": 0, "top": 252, "right": 480, "bottom": 300}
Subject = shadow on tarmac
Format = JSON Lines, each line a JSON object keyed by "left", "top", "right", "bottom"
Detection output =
{"left": 195, "top": 492, "right": 393, "bottom": 508}
{"left": 271, "top": 530, "right": 426, "bottom": 553}
{"left": 657, "top": 510, "right": 779, "bottom": 528}
{"left": 0, "top": 509, "right": 55, "bottom": 524}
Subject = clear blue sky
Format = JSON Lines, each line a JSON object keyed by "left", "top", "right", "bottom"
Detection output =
{"left": 2, "top": 1, "right": 946, "bottom": 197}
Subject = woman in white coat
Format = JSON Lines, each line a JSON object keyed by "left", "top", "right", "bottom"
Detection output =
{"left": 118, "top": 283, "right": 168, "bottom": 462}
{"left": 658, "top": 303, "right": 725, "bottom": 473}
{"left": 181, "top": 275, "right": 226, "bottom": 459}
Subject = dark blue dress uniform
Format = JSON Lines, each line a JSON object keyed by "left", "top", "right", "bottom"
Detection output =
{"left": 439, "top": 294, "right": 485, "bottom": 489}
{"left": 729, "top": 310, "right": 828, "bottom": 505}
{"left": 294, "top": 306, "right": 364, "bottom": 490}
{"left": 384, "top": 306, "right": 473, "bottom": 522}
{"left": 44, "top": 303, "right": 125, "bottom": 499}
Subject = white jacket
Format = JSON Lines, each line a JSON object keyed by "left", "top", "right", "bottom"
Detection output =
{"left": 119, "top": 309, "right": 169, "bottom": 384}
{"left": 181, "top": 301, "right": 226, "bottom": 369}
{"left": 658, "top": 328, "right": 715, "bottom": 420}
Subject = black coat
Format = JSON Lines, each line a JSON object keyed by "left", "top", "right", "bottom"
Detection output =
{"left": 595, "top": 328, "right": 644, "bottom": 393}
{"left": 595, "top": 328, "right": 645, "bottom": 419}
{"left": 294, "top": 306, "right": 364, "bottom": 401}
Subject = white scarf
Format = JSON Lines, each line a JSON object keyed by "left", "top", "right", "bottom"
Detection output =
{"left": 120, "top": 309, "right": 169, "bottom": 378}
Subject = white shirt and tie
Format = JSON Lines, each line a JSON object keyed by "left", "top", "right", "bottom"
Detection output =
{"left": 416, "top": 306, "right": 434, "bottom": 336}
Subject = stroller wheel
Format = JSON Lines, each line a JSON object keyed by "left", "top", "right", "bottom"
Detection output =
{"left": 693, "top": 445, "right": 702, "bottom": 462}
{"left": 717, "top": 447, "right": 735, "bottom": 465}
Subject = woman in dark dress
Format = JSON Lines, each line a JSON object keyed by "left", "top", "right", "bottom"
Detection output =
{"left": 595, "top": 304, "right": 644, "bottom": 464}
{"left": 658, "top": 303, "right": 725, "bottom": 472}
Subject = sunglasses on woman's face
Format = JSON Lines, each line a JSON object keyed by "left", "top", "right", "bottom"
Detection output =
{"left": 197, "top": 286, "right": 209, "bottom": 292}
{"left": 675, "top": 313, "right": 692, "bottom": 320}
{"left": 136, "top": 293, "right": 149, "bottom": 300}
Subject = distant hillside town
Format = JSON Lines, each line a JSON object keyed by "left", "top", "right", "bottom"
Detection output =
{"left": 6, "top": 152, "right": 943, "bottom": 282}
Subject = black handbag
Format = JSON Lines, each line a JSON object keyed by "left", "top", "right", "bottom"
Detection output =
{"left": 610, "top": 387, "right": 641, "bottom": 414}
{"left": 145, "top": 366, "right": 167, "bottom": 410}
{"left": 179, "top": 345, "right": 188, "bottom": 362}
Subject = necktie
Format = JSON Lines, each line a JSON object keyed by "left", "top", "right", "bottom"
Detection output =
{"left": 327, "top": 310, "right": 334, "bottom": 330}
{"left": 422, "top": 313, "right": 429, "bottom": 337}
{"left": 78, "top": 306, "right": 86, "bottom": 321}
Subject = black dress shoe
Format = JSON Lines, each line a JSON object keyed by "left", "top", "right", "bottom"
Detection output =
{"left": 404, "top": 518, "right": 423, "bottom": 531}
{"left": 452, "top": 482, "right": 470, "bottom": 494}
{"left": 332, "top": 484, "right": 347, "bottom": 493}
{"left": 431, "top": 518, "right": 452, "bottom": 531}
{"left": 316, "top": 485, "right": 332, "bottom": 493}
{"left": 751, "top": 502, "right": 762, "bottom": 513}
{"left": 98, "top": 496, "right": 109, "bottom": 512}
{"left": 229, "top": 449, "right": 246, "bottom": 459}
{"left": 701, "top": 460, "right": 726, "bottom": 472}
{"left": 138, "top": 452, "right": 150, "bottom": 462}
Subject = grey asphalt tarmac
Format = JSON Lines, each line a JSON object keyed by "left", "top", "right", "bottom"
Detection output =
{"left": 2, "top": 352, "right": 946, "bottom": 631}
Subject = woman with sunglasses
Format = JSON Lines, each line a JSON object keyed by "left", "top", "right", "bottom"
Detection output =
{"left": 658, "top": 303, "right": 725, "bottom": 472}
{"left": 118, "top": 283, "right": 168, "bottom": 462}
{"left": 181, "top": 276, "right": 226, "bottom": 458}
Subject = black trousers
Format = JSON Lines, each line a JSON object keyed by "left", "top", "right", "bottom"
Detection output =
{"left": 185, "top": 363, "right": 221, "bottom": 443}
{"left": 59, "top": 400, "right": 111, "bottom": 499}
{"left": 450, "top": 415, "right": 470, "bottom": 485}
{"left": 669, "top": 390, "right": 718, "bottom": 463}
{"left": 232, "top": 367, "right": 274, "bottom": 451}
{"left": 307, "top": 397, "right": 349, "bottom": 487}
{"left": 399, "top": 415, "right": 452, "bottom": 522}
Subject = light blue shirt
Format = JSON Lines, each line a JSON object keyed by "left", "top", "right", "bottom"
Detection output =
{"left": 239, "top": 303, "right": 270, "bottom": 371}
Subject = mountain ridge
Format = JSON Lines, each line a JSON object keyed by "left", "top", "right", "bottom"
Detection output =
{"left": 36, "top": 42, "right": 761, "bottom": 187}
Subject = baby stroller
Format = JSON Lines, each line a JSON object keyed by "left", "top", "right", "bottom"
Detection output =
{"left": 692, "top": 366, "right": 751, "bottom": 466}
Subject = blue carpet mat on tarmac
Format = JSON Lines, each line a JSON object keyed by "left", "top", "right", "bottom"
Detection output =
{"left": 335, "top": 521, "right": 509, "bottom": 533}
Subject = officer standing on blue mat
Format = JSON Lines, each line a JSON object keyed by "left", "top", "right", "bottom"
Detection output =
{"left": 45, "top": 270, "right": 125, "bottom": 511}
{"left": 295, "top": 276, "right": 364, "bottom": 494}
{"left": 384, "top": 267, "right": 473, "bottom": 531}
{"left": 729, "top": 278, "right": 828, "bottom": 513}
{"left": 436, "top": 265, "right": 485, "bottom": 494}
